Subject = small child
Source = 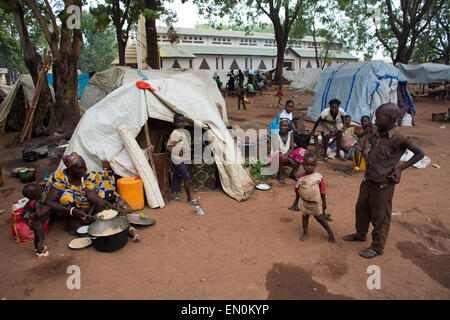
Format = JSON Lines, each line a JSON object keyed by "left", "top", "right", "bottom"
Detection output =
{"left": 288, "top": 152, "right": 335, "bottom": 243}
{"left": 237, "top": 83, "right": 246, "bottom": 110}
{"left": 353, "top": 115, "right": 373, "bottom": 171}
{"left": 275, "top": 85, "right": 284, "bottom": 106}
{"left": 166, "top": 113, "right": 200, "bottom": 205}
{"left": 21, "top": 184, "right": 50, "bottom": 258}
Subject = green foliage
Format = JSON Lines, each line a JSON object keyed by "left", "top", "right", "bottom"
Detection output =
{"left": 0, "top": 7, "right": 26, "bottom": 73}
{"left": 244, "top": 159, "right": 271, "bottom": 183}
{"left": 411, "top": 1, "right": 449, "bottom": 64}
{"left": 79, "top": 11, "right": 118, "bottom": 72}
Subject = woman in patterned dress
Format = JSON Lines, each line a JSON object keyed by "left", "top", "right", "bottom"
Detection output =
{"left": 43, "top": 152, "right": 118, "bottom": 235}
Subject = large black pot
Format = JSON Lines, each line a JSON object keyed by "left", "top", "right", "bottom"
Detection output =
{"left": 87, "top": 216, "right": 129, "bottom": 252}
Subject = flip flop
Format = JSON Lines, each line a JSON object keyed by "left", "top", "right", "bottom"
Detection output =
{"left": 288, "top": 205, "right": 299, "bottom": 211}
{"left": 35, "top": 250, "right": 51, "bottom": 259}
{"left": 187, "top": 200, "right": 200, "bottom": 205}
{"left": 169, "top": 197, "right": 182, "bottom": 202}
{"left": 343, "top": 234, "right": 366, "bottom": 241}
{"left": 359, "top": 248, "right": 383, "bottom": 259}
{"left": 35, "top": 246, "right": 49, "bottom": 253}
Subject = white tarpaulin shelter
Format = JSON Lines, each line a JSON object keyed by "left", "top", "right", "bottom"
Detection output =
{"left": 305, "top": 60, "right": 414, "bottom": 123}
{"left": 80, "top": 67, "right": 229, "bottom": 126}
{"left": 282, "top": 70, "right": 295, "bottom": 82}
{"left": 60, "top": 73, "right": 254, "bottom": 205}
{"left": 289, "top": 68, "right": 321, "bottom": 92}
{"left": 0, "top": 74, "right": 54, "bottom": 124}
{"left": 395, "top": 63, "right": 450, "bottom": 84}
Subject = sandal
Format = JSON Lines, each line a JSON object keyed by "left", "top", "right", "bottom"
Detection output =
{"left": 359, "top": 248, "right": 383, "bottom": 259}
{"left": 187, "top": 200, "right": 200, "bottom": 205}
{"left": 288, "top": 205, "right": 299, "bottom": 211}
{"left": 169, "top": 197, "right": 182, "bottom": 202}
{"left": 35, "top": 246, "right": 49, "bottom": 253}
{"left": 35, "top": 250, "right": 50, "bottom": 259}
{"left": 343, "top": 234, "right": 366, "bottom": 241}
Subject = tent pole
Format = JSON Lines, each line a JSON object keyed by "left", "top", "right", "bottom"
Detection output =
{"left": 144, "top": 121, "right": 157, "bottom": 175}
{"left": 20, "top": 50, "right": 51, "bottom": 143}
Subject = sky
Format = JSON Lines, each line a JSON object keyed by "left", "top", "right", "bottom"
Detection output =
{"left": 163, "top": 0, "right": 389, "bottom": 61}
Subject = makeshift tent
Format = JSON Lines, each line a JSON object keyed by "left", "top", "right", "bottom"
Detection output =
{"left": 395, "top": 63, "right": 450, "bottom": 84}
{"left": 289, "top": 68, "right": 321, "bottom": 92}
{"left": 59, "top": 73, "right": 254, "bottom": 205}
{"left": 305, "top": 60, "right": 414, "bottom": 123}
{"left": 0, "top": 74, "right": 55, "bottom": 130}
{"left": 0, "top": 84, "right": 12, "bottom": 97}
{"left": 47, "top": 72, "right": 90, "bottom": 99}
{"left": 80, "top": 67, "right": 229, "bottom": 126}
{"left": 282, "top": 70, "right": 295, "bottom": 83}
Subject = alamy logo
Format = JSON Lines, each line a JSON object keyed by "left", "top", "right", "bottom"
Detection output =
{"left": 66, "top": 265, "right": 81, "bottom": 289}
{"left": 366, "top": 265, "right": 381, "bottom": 290}
{"left": 66, "top": 5, "right": 81, "bottom": 30}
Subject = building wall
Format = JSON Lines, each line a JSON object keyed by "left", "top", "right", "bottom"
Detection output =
{"left": 160, "top": 57, "right": 192, "bottom": 70}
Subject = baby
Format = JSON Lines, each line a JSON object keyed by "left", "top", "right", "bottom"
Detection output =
{"left": 289, "top": 152, "right": 335, "bottom": 243}
{"left": 21, "top": 184, "right": 50, "bottom": 258}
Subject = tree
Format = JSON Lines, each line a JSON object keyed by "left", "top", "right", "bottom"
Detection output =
{"left": 411, "top": 1, "right": 449, "bottom": 64}
{"left": 339, "top": 0, "right": 446, "bottom": 64}
{"left": 0, "top": 8, "right": 27, "bottom": 84}
{"left": 143, "top": 0, "right": 161, "bottom": 69}
{"left": 79, "top": 12, "right": 118, "bottom": 72}
{"left": 23, "top": 0, "right": 84, "bottom": 132}
{"left": 91, "top": 0, "right": 142, "bottom": 67}
{"left": 193, "top": 0, "right": 304, "bottom": 85}
{"left": 1, "top": 0, "right": 56, "bottom": 135}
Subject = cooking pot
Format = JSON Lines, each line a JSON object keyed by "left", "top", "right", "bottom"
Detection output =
{"left": 87, "top": 215, "right": 129, "bottom": 252}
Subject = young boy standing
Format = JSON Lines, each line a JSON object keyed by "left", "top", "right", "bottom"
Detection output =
{"left": 343, "top": 103, "right": 424, "bottom": 258}
{"left": 167, "top": 113, "right": 200, "bottom": 205}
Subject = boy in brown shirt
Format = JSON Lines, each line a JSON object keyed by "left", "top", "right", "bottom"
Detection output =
{"left": 343, "top": 103, "right": 424, "bottom": 258}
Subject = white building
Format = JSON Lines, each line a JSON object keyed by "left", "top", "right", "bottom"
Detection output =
{"left": 113, "top": 17, "right": 359, "bottom": 74}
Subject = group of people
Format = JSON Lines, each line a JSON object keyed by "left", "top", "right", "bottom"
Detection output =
{"left": 21, "top": 96, "right": 425, "bottom": 261}
{"left": 269, "top": 98, "right": 425, "bottom": 258}
{"left": 19, "top": 151, "right": 146, "bottom": 258}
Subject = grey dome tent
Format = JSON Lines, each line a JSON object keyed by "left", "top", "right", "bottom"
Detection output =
{"left": 305, "top": 60, "right": 415, "bottom": 123}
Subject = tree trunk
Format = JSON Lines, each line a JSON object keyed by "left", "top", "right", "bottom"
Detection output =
{"left": 5, "top": 0, "right": 54, "bottom": 135}
{"left": 117, "top": 33, "right": 127, "bottom": 66}
{"left": 273, "top": 25, "right": 288, "bottom": 85}
{"left": 145, "top": 0, "right": 160, "bottom": 69}
{"left": 50, "top": 58, "right": 80, "bottom": 132}
{"left": 46, "top": 2, "right": 83, "bottom": 133}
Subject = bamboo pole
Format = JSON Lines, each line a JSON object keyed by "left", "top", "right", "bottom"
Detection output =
{"left": 20, "top": 50, "right": 52, "bottom": 143}
{"left": 144, "top": 121, "right": 157, "bottom": 175}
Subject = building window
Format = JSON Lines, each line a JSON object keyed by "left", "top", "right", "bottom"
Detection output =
{"left": 216, "top": 57, "right": 219, "bottom": 69}
{"left": 245, "top": 58, "right": 248, "bottom": 69}
{"left": 189, "top": 59, "right": 193, "bottom": 69}
{"left": 250, "top": 58, "right": 252, "bottom": 69}
{"left": 272, "top": 58, "right": 274, "bottom": 68}
{"left": 221, "top": 57, "right": 224, "bottom": 70}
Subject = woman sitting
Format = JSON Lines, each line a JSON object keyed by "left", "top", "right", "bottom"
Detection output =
{"left": 269, "top": 100, "right": 300, "bottom": 136}
{"left": 43, "top": 152, "right": 117, "bottom": 235}
{"left": 269, "top": 119, "right": 307, "bottom": 184}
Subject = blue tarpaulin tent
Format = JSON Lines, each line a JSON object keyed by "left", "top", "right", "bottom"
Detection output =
{"left": 47, "top": 72, "right": 90, "bottom": 99}
{"left": 305, "top": 60, "right": 415, "bottom": 123}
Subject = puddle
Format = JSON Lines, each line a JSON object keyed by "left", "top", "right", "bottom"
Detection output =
{"left": 397, "top": 241, "right": 450, "bottom": 289}
{"left": 265, "top": 263, "right": 353, "bottom": 300}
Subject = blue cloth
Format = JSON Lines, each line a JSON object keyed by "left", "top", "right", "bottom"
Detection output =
{"left": 270, "top": 111, "right": 292, "bottom": 135}
{"left": 47, "top": 72, "right": 91, "bottom": 99}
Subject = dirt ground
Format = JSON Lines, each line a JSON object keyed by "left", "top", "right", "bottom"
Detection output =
{"left": 0, "top": 89, "right": 449, "bottom": 300}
